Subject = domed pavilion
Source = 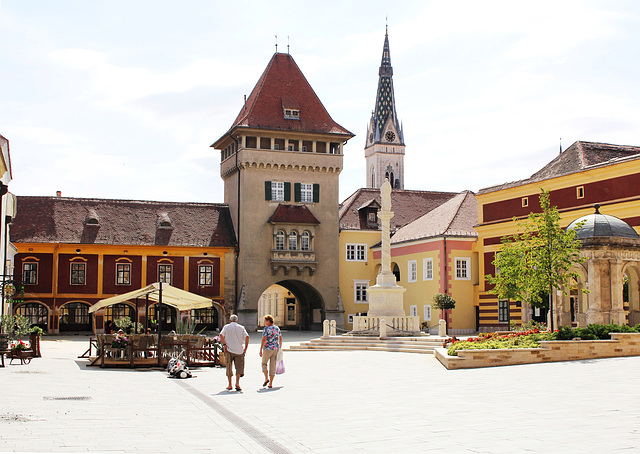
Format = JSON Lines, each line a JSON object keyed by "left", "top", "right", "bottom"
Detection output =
{"left": 560, "top": 204, "right": 640, "bottom": 327}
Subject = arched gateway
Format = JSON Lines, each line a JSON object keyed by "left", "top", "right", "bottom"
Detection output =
{"left": 258, "top": 281, "right": 324, "bottom": 330}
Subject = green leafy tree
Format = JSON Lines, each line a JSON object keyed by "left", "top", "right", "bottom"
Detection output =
{"left": 486, "top": 190, "right": 586, "bottom": 330}
{"left": 432, "top": 292, "right": 456, "bottom": 312}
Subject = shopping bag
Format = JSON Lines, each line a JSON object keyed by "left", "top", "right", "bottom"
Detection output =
{"left": 276, "top": 348, "right": 283, "bottom": 362}
{"left": 275, "top": 359, "right": 285, "bottom": 375}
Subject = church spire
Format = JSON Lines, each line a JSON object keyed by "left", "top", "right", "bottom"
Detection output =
{"left": 365, "top": 28, "right": 406, "bottom": 190}
{"left": 373, "top": 29, "right": 401, "bottom": 140}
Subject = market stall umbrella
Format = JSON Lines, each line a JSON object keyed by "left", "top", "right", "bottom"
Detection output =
{"left": 89, "top": 282, "right": 217, "bottom": 313}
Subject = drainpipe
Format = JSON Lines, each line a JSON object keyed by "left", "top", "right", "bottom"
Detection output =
{"left": 232, "top": 133, "right": 240, "bottom": 318}
{"left": 443, "top": 237, "right": 450, "bottom": 333}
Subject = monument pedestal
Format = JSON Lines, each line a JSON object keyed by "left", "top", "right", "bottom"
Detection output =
{"left": 348, "top": 180, "right": 421, "bottom": 336}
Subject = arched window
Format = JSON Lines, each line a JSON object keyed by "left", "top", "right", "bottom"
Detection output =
{"left": 15, "top": 302, "right": 48, "bottom": 329}
{"left": 289, "top": 231, "right": 298, "bottom": 250}
{"left": 275, "top": 230, "right": 285, "bottom": 250}
{"left": 301, "top": 231, "right": 310, "bottom": 251}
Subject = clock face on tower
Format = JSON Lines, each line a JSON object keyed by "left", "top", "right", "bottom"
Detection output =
{"left": 369, "top": 133, "right": 374, "bottom": 143}
{"left": 385, "top": 130, "right": 395, "bottom": 142}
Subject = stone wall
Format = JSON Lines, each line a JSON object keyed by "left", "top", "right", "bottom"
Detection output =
{"left": 435, "top": 332, "right": 640, "bottom": 369}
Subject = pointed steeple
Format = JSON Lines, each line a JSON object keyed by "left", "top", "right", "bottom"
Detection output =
{"left": 373, "top": 28, "right": 402, "bottom": 140}
{"left": 365, "top": 28, "right": 406, "bottom": 190}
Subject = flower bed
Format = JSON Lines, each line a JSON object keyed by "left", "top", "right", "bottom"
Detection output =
{"left": 435, "top": 324, "right": 640, "bottom": 370}
{"left": 446, "top": 329, "right": 556, "bottom": 356}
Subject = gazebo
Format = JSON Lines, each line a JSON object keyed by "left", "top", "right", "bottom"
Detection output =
{"left": 557, "top": 204, "right": 640, "bottom": 327}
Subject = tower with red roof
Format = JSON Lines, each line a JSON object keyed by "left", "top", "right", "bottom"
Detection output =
{"left": 212, "top": 52, "right": 354, "bottom": 330}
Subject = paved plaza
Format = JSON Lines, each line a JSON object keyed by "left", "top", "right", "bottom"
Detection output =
{"left": 1, "top": 332, "right": 640, "bottom": 453}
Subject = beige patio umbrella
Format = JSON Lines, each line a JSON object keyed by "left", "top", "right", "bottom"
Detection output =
{"left": 89, "top": 282, "right": 216, "bottom": 313}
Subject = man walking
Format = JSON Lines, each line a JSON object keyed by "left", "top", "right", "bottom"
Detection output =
{"left": 219, "top": 314, "right": 249, "bottom": 391}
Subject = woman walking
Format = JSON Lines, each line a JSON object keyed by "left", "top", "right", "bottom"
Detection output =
{"left": 259, "top": 314, "right": 282, "bottom": 388}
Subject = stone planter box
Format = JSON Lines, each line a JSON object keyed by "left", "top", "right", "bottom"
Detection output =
{"left": 435, "top": 332, "right": 640, "bottom": 370}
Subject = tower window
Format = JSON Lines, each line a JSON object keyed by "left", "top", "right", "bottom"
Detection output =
{"left": 577, "top": 186, "right": 585, "bottom": 199}
{"left": 522, "top": 197, "right": 529, "bottom": 207}
{"left": 284, "top": 108, "right": 300, "bottom": 119}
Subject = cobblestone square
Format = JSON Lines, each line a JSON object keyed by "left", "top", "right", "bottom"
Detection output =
{"left": 1, "top": 334, "right": 639, "bottom": 453}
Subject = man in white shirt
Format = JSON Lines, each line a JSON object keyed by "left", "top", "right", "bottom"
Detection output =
{"left": 219, "top": 314, "right": 250, "bottom": 391}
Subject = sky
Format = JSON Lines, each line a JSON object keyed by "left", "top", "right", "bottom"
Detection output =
{"left": 1, "top": 1, "right": 640, "bottom": 204}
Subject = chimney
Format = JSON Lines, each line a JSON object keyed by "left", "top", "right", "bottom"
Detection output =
{"left": 56, "top": 191, "right": 62, "bottom": 197}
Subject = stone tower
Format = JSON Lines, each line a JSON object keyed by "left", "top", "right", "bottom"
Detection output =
{"left": 212, "top": 52, "right": 354, "bottom": 331}
{"left": 365, "top": 28, "right": 405, "bottom": 189}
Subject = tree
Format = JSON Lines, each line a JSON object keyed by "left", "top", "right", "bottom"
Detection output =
{"left": 432, "top": 292, "right": 456, "bottom": 316}
{"left": 486, "top": 190, "right": 586, "bottom": 330}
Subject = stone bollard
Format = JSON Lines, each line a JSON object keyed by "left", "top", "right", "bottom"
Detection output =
{"left": 438, "top": 319, "right": 447, "bottom": 337}
{"left": 379, "top": 319, "right": 387, "bottom": 339}
{"left": 322, "top": 320, "right": 330, "bottom": 339}
{"left": 330, "top": 320, "right": 337, "bottom": 336}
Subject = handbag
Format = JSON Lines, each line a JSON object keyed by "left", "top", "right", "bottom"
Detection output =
{"left": 275, "top": 347, "right": 285, "bottom": 374}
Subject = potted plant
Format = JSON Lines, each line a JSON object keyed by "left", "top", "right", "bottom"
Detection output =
{"left": 30, "top": 326, "right": 44, "bottom": 357}
{"left": 1, "top": 314, "right": 32, "bottom": 344}
{"left": 432, "top": 293, "right": 456, "bottom": 335}
{"left": 10, "top": 339, "right": 30, "bottom": 358}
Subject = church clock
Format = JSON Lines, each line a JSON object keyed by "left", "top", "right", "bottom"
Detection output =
{"left": 385, "top": 130, "right": 395, "bottom": 142}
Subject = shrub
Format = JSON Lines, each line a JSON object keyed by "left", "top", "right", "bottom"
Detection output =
{"left": 432, "top": 293, "right": 456, "bottom": 311}
{"left": 555, "top": 323, "right": 640, "bottom": 340}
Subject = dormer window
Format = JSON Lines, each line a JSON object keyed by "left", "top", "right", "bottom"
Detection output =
{"left": 284, "top": 108, "right": 300, "bottom": 120}
{"left": 84, "top": 209, "right": 101, "bottom": 226}
{"left": 157, "top": 213, "right": 173, "bottom": 229}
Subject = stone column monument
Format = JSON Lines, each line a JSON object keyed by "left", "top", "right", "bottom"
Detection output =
{"left": 351, "top": 179, "right": 419, "bottom": 335}
{"left": 367, "top": 180, "right": 406, "bottom": 317}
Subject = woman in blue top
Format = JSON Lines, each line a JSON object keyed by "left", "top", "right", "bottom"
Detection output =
{"left": 259, "top": 314, "right": 282, "bottom": 388}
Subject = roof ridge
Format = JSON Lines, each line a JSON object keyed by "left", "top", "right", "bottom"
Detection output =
{"left": 16, "top": 195, "right": 231, "bottom": 208}
{"left": 442, "top": 191, "right": 470, "bottom": 235}
{"left": 575, "top": 140, "right": 586, "bottom": 168}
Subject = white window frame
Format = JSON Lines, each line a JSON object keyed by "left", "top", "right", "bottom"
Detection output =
{"left": 455, "top": 257, "right": 471, "bottom": 280}
{"left": 300, "top": 183, "right": 313, "bottom": 203}
{"left": 275, "top": 230, "right": 285, "bottom": 250}
{"left": 346, "top": 244, "right": 367, "bottom": 262}
{"left": 300, "top": 231, "right": 310, "bottom": 251}
{"left": 354, "top": 280, "right": 369, "bottom": 303}
{"left": 158, "top": 264, "right": 172, "bottom": 285}
{"left": 271, "top": 181, "right": 285, "bottom": 201}
{"left": 198, "top": 264, "right": 213, "bottom": 286}
{"left": 409, "top": 305, "right": 417, "bottom": 316}
{"left": 423, "top": 305, "right": 432, "bottom": 321}
{"left": 407, "top": 260, "right": 417, "bottom": 283}
{"left": 116, "top": 263, "right": 131, "bottom": 285}
{"left": 347, "top": 314, "right": 355, "bottom": 324}
{"left": 23, "top": 262, "right": 38, "bottom": 285}
{"left": 288, "top": 231, "right": 298, "bottom": 250}
{"left": 423, "top": 258, "right": 433, "bottom": 281}
{"left": 70, "top": 262, "right": 86, "bottom": 285}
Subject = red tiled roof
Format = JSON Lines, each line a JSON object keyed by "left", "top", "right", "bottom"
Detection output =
{"left": 11, "top": 196, "right": 237, "bottom": 247}
{"left": 339, "top": 188, "right": 458, "bottom": 231}
{"left": 229, "top": 53, "right": 353, "bottom": 136}
{"left": 479, "top": 141, "right": 640, "bottom": 194}
{"left": 390, "top": 191, "right": 478, "bottom": 245}
{"left": 268, "top": 204, "right": 320, "bottom": 225}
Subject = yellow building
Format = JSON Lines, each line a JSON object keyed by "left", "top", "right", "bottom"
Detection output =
{"left": 339, "top": 189, "right": 479, "bottom": 334}
{"left": 475, "top": 141, "right": 640, "bottom": 330}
